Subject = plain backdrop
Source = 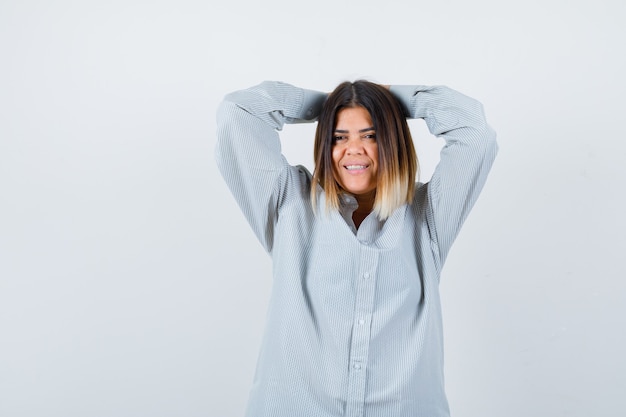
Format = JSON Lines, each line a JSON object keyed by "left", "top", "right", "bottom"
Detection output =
{"left": 1, "top": 0, "right": 625, "bottom": 416}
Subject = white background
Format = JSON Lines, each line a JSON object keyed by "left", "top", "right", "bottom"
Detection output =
{"left": 1, "top": 0, "right": 625, "bottom": 416}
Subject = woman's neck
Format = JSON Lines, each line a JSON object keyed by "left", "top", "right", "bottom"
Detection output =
{"left": 352, "top": 190, "right": 376, "bottom": 229}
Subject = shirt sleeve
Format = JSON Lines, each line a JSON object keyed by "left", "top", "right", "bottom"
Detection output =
{"left": 390, "top": 85, "right": 498, "bottom": 269}
{"left": 215, "top": 81, "right": 327, "bottom": 252}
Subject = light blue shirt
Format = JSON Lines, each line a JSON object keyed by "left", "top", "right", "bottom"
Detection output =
{"left": 216, "top": 81, "right": 497, "bottom": 417}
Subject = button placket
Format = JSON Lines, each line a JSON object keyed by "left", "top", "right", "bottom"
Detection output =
{"left": 345, "top": 245, "right": 378, "bottom": 417}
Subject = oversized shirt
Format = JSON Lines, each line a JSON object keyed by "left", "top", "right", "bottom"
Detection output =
{"left": 215, "top": 81, "right": 498, "bottom": 417}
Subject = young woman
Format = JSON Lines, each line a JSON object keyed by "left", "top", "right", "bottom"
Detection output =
{"left": 216, "top": 80, "right": 497, "bottom": 417}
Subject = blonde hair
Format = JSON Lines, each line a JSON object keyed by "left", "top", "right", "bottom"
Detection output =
{"left": 311, "top": 81, "right": 418, "bottom": 219}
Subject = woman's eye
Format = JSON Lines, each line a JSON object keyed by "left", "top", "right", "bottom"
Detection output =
{"left": 364, "top": 134, "right": 376, "bottom": 140}
{"left": 333, "top": 136, "right": 346, "bottom": 142}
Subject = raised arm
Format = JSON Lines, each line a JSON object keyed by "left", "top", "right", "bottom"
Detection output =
{"left": 390, "top": 85, "right": 498, "bottom": 269}
{"left": 215, "top": 81, "right": 327, "bottom": 252}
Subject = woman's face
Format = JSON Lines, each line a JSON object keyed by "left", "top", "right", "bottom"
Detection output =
{"left": 331, "top": 106, "right": 379, "bottom": 197}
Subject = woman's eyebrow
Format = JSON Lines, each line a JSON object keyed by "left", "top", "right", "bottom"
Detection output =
{"left": 334, "top": 127, "right": 375, "bottom": 133}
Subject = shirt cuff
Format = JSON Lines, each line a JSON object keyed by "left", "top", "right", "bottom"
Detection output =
{"left": 298, "top": 88, "right": 327, "bottom": 121}
{"left": 389, "top": 85, "right": 419, "bottom": 118}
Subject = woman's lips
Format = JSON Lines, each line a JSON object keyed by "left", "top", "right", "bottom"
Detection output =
{"left": 344, "top": 164, "right": 369, "bottom": 171}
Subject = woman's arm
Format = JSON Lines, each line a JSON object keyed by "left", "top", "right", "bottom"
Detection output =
{"left": 215, "top": 81, "right": 327, "bottom": 252}
{"left": 390, "top": 85, "right": 498, "bottom": 269}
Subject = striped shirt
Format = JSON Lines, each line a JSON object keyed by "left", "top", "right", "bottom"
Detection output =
{"left": 215, "top": 81, "right": 497, "bottom": 417}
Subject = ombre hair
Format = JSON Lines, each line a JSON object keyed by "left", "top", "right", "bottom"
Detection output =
{"left": 311, "top": 80, "right": 418, "bottom": 219}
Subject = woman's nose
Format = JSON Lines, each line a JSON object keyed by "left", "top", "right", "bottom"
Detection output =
{"left": 346, "top": 137, "right": 363, "bottom": 154}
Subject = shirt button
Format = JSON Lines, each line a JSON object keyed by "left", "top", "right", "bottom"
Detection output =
{"left": 358, "top": 319, "right": 365, "bottom": 325}
{"left": 353, "top": 363, "right": 362, "bottom": 370}
{"left": 363, "top": 272, "right": 370, "bottom": 279}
